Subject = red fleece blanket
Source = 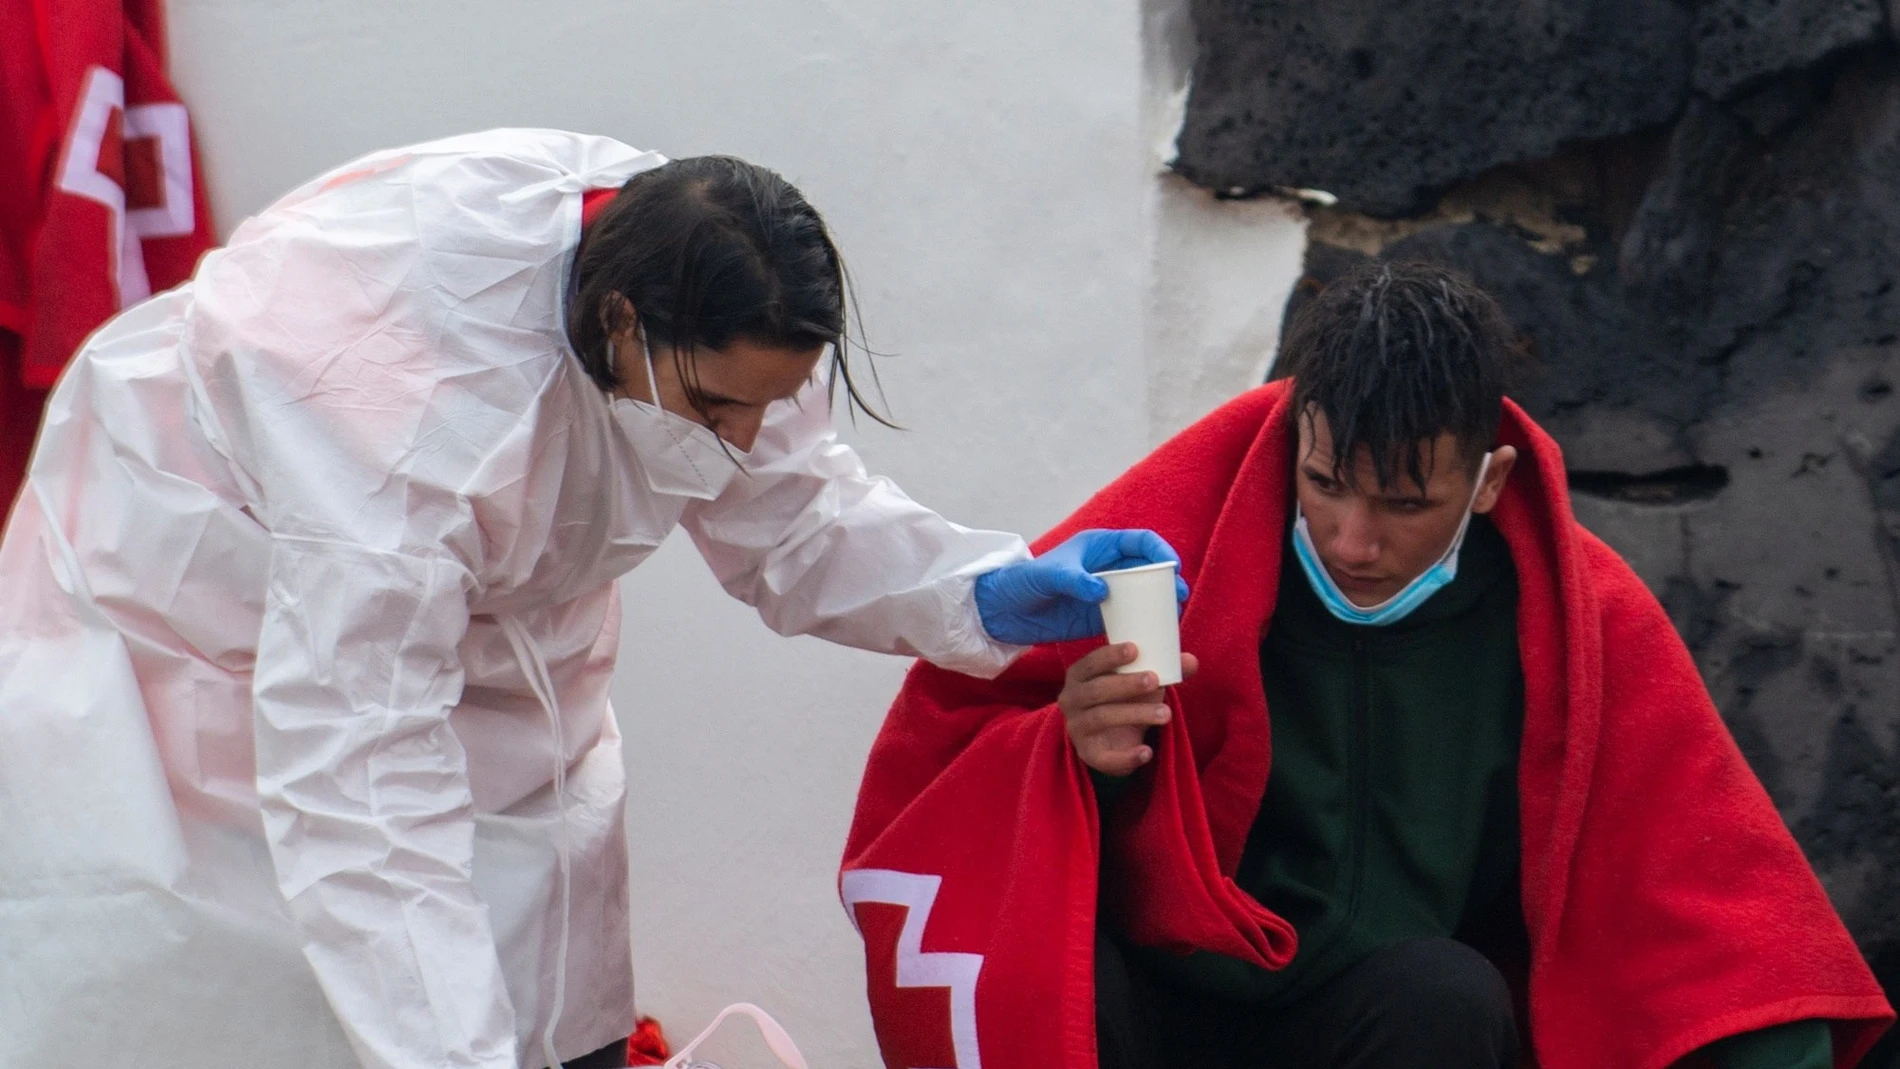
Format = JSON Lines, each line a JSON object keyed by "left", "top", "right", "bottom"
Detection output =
{"left": 841, "top": 381, "right": 1892, "bottom": 1069}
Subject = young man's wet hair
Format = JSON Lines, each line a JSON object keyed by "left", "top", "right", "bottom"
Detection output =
{"left": 1274, "top": 260, "right": 1521, "bottom": 491}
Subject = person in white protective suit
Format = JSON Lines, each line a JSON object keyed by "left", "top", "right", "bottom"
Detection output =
{"left": 0, "top": 130, "right": 1184, "bottom": 1069}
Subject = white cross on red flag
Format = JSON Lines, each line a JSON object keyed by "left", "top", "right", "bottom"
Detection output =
{"left": 0, "top": 0, "right": 215, "bottom": 518}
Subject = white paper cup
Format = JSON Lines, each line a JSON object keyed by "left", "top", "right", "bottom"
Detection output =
{"left": 1095, "top": 561, "right": 1183, "bottom": 686}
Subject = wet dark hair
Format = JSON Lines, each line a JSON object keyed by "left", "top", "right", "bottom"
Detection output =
{"left": 566, "top": 156, "right": 890, "bottom": 426}
{"left": 1273, "top": 260, "right": 1519, "bottom": 491}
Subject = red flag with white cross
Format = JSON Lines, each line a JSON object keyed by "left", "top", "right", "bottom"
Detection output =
{"left": 0, "top": 0, "right": 215, "bottom": 518}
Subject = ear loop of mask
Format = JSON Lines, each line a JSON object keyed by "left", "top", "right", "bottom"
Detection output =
{"left": 603, "top": 328, "right": 668, "bottom": 406}
{"left": 1420, "top": 451, "right": 1492, "bottom": 575}
{"left": 636, "top": 328, "right": 666, "bottom": 408}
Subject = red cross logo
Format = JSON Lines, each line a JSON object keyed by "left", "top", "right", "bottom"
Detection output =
{"left": 55, "top": 64, "right": 198, "bottom": 308}
{"left": 843, "top": 869, "right": 983, "bottom": 1069}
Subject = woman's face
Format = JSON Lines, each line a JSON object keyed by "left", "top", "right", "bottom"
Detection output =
{"left": 614, "top": 327, "right": 825, "bottom": 452}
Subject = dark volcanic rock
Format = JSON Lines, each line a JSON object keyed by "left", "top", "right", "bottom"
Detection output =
{"left": 1285, "top": 53, "right": 1900, "bottom": 991}
{"left": 1727, "top": 72, "right": 1826, "bottom": 138}
{"left": 1692, "top": 0, "right": 1887, "bottom": 100}
{"left": 1174, "top": 0, "right": 1693, "bottom": 217}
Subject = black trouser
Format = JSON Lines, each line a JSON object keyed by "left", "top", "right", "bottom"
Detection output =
{"left": 1096, "top": 933, "right": 1519, "bottom": 1069}
{"left": 561, "top": 1038, "right": 632, "bottom": 1069}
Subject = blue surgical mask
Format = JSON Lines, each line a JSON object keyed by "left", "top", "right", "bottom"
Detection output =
{"left": 1291, "top": 453, "right": 1493, "bottom": 627}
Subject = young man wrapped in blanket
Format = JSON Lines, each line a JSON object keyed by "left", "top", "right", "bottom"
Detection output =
{"left": 842, "top": 261, "right": 1892, "bottom": 1069}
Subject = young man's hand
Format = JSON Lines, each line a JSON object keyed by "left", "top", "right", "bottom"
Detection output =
{"left": 1057, "top": 643, "right": 1199, "bottom": 776}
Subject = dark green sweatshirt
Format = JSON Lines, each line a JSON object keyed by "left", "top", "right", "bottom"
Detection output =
{"left": 1107, "top": 517, "right": 1830, "bottom": 1068}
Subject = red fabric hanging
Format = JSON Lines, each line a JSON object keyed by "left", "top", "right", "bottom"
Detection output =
{"left": 0, "top": 0, "right": 215, "bottom": 520}
{"left": 625, "top": 1015, "right": 672, "bottom": 1066}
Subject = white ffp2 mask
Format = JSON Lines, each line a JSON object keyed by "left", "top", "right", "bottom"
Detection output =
{"left": 609, "top": 331, "right": 746, "bottom": 501}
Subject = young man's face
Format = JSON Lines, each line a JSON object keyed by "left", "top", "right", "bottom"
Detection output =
{"left": 1294, "top": 409, "right": 1517, "bottom": 607}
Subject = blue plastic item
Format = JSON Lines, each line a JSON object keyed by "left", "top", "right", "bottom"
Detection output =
{"left": 973, "top": 528, "right": 1188, "bottom": 645}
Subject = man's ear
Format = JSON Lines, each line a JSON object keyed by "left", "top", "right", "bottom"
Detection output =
{"left": 1472, "top": 445, "right": 1518, "bottom": 515}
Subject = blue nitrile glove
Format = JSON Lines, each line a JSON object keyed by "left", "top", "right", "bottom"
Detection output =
{"left": 973, "top": 528, "right": 1189, "bottom": 645}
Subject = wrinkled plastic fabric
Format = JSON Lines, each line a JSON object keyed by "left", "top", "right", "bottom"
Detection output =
{"left": 0, "top": 129, "right": 1026, "bottom": 1069}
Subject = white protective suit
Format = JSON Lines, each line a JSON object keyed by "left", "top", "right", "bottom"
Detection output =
{"left": 0, "top": 129, "right": 1026, "bottom": 1069}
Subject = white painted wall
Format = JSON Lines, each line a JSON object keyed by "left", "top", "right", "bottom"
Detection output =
{"left": 1138, "top": 0, "right": 1308, "bottom": 446}
{"left": 164, "top": 0, "right": 1303, "bottom": 1063}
